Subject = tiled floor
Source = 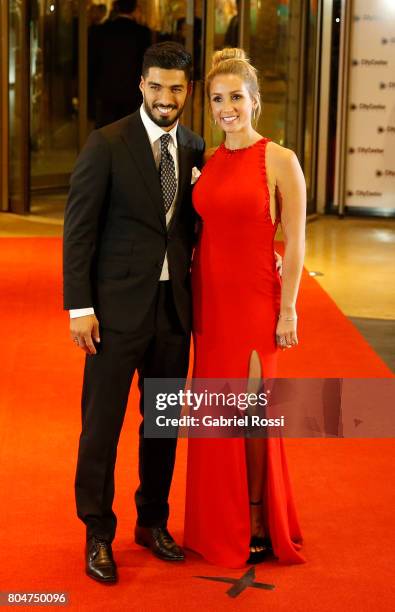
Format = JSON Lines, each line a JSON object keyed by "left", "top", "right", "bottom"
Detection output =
{"left": 349, "top": 317, "right": 394, "bottom": 372}
{"left": 304, "top": 216, "right": 394, "bottom": 370}
{"left": 0, "top": 194, "right": 65, "bottom": 237}
{"left": 304, "top": 216, "right": 395, "bottom": 320}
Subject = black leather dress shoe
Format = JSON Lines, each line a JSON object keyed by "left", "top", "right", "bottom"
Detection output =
{"left": 85, "top": 536, "right": 118, "bottom": 583}
{"left": 135, "top": 526, "right": 185, "bottom": 561}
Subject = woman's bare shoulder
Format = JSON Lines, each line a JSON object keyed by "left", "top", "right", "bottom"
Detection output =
{"left": 266, "top": 141, "right": 297, "bottom": 164}
{"left": 266, "top": 141, "right": 301, "bottom": 181}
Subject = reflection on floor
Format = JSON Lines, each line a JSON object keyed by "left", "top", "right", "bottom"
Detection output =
{"left": 0, "top": 209, "right": 394, "bottom": 370}
{"left": 0, "top": 194, "right": 65, "bottom": 236}
{"left": 305, "top": 217, "right": 394, "bottom": 320}
{"left": 30, "top": 193, "right": 67, "bottom": 220}
{"left": 304, "top": 217, "right": 394, "bottom": 371}
{"left": 349, "top": 317, "right": 394, "bottom": 373}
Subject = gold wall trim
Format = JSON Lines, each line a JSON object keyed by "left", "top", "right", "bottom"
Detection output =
{"left": 0, "top": 0, "right": 9, "bottom": 211}
{"left": 334, "top": 0, "right": 352, "bottom": 215}
{"left": 203, "top": 0, "right": 215, "bottom": 145}
{"left": 316, "top": 0, "right": 333, "bottom": 214}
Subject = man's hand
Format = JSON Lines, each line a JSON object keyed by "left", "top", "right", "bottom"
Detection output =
{"left": 275, "top": 250, "right": 283, "bottom": 276}
{"left": 70, "top": 314, "right": 100, "bottom": 355}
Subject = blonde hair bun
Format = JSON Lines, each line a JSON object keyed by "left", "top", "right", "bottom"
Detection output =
{"left": 211, "top": 47, "right": 248, "bottom": 69}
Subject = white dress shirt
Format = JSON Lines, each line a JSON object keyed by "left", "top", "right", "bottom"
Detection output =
{"left": 70, "top": 104, "right": 179, "bottom": 319}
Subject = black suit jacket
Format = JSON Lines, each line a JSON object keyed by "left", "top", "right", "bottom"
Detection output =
{"left": 63, "top": 111, "right": 205, "bottom": 333}
{"left": 88, "top": 17, "right": 151, "bottom": 113}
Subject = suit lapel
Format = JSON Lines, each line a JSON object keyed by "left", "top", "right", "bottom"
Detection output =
{"left": 121, "top": 112, "right": 166, "bottom": 231}
{"left": 169, "top": 127, "right": 193, "bottom": 231}
{"left": 177, "top": 137, "right": 192, "bottom": 205}
{"left": 121, "top": 113, "right": 193, "bottom": 233}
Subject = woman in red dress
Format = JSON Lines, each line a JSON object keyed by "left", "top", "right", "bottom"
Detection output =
{"left": 184, "top": 48, "right": 306, "bottom": 567}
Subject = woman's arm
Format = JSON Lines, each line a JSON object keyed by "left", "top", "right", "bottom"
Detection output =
{"left": 275, "top": 147, "right": 306, "bottom": 348}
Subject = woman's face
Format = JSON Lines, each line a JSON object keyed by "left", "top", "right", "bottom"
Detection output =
{"left": 209, "top": 73, "right": 255, "bottom": 134}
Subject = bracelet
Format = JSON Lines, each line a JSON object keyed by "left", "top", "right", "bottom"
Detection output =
{"left": 278, "top": 315, "right": 297, "bottom": 321}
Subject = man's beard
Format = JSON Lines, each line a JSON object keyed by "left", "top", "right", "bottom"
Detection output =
{"left": 143, "top": 100, "right": 184, "bottom": 127}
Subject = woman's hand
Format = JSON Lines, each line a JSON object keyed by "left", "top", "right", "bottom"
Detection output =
{"left": 274, "top": 250, "right": 282, "bottom": 276}
{"left": 276, "top": 314, "right": 298, "bottom": 349}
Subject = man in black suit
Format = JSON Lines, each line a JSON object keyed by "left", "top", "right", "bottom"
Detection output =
{"left": 63, "top": 42, "right": 204, "bottom": 584}
{"left": 88, "top": 0, "right": 151, "bottom": 127}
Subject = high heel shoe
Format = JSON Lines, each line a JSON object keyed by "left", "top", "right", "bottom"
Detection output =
{"left": 247, "top": 499, "right": 272, "bottom": 564}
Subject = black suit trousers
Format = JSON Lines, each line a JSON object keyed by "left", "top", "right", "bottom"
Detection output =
{"left": 75, "top": 281, "right": 190, "bottom": 542}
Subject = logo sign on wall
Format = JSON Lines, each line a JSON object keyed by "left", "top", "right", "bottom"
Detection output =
{"left": 346, "top": 0, "right": 395, "bottom": 211}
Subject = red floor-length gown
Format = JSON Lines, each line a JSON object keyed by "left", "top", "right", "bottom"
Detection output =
{"left": 184, "top": 138, "right": 305, "bottom": 567}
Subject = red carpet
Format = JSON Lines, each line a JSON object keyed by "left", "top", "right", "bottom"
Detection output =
{"left": 0, "top": 238, "right": 394, "bottom": 611}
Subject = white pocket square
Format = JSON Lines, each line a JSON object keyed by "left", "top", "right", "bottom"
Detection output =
{"left": 191, "top": 166, "right": 201, "bottom": 185}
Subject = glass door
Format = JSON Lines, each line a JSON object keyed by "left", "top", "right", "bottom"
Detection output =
{"left": 30, "top": 0, "right": 80, "bottom": 192}
{"left": 8, "top": 0, "right": 30, "bottom": 214}
{"left": 203, "top": 0, "right": 322, "bottom": 214}
{"left": 6, "top": 1, "right": 202, "bottom": 214}
{"left": 302, "top": 0, "right": 321, "bottom": 214}
{"left": 1, "top": 0, "right": 10, "bottom": 212}
{"left": 247, "top": 0, "right": 321, "bottom": 214}
{"left": 7, "top": 0, "right": 83, "bottom": 214}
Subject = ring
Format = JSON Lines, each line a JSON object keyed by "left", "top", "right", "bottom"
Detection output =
{"left": 279, "top": 337, "right": 287, "bottom": 346}
{"left": 73, "top": 338, "right": 79, "bottom": 344}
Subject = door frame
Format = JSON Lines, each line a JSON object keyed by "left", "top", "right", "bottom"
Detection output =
{"left": 4, "top": 1, "right": 90, "bottom": 212}
{"left": 5, "top": 1, "right": 201, "bottom": 213}
{"left": 202, "top": 0, "right": 323, "bottom": 216}
{"left": 0, "top": 0, "right": 9, "bottom": 212}
{"left": 7, "top": 0, "right": 30, "bottom": 214}
{"left": 316, "top": 0, "right": 334, "bottom": 214}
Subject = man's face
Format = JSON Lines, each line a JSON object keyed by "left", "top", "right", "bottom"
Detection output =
{"left": 139, "top": 67, "right": 192, "bottom": 130}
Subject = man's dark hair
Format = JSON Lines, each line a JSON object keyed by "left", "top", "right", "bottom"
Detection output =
{"left": 117, "top": 0, "right": 137, "bottom": 13}
{"left": 142, "top": 42, "right": 193, "bottom": 81}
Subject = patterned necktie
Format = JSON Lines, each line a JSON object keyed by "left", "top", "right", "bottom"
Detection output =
{"left": 159, "top": 133, "right": 177, "bottom": 214}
